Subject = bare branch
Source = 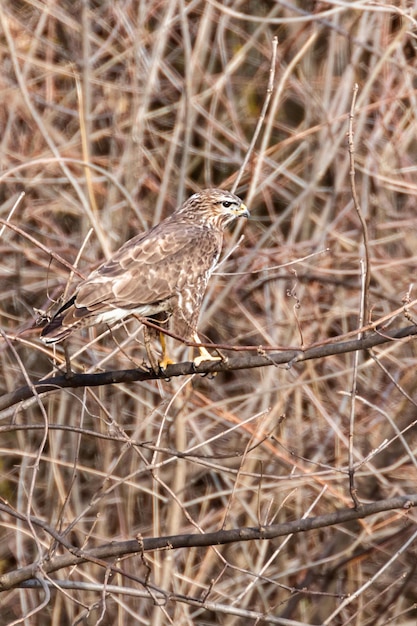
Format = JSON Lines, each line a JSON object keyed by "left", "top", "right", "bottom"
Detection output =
{"left": 1, "top": 495, "right": 415, "bottom": 592}
{"left": 1, "top": 324, "right": 417, "bottom": 414}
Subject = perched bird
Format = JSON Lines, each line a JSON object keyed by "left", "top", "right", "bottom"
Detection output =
{"left": 40, "top": 188, "right": 249, "bottom": 369}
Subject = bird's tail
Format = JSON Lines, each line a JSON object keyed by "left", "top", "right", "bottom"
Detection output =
{"left": 40, "top": 294, "right": 77, "bottom": 344}
{"left": 40, "top": 315, "right": 72, "bottom": 344}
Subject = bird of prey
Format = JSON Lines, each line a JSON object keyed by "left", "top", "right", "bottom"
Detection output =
{"left": 40, "top": 188, "right": 249, "bottom": 369}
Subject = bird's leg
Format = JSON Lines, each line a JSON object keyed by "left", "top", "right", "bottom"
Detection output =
{"left": 192, "top": 332, "right": 222, "bottom": 367}
{"left": 63, "top": 343, "right": 74, "bottom": 379}
{"left": 143, "top": 325, "right": 159, "bottom": 374}
{"left": 158, "top": 331, "right": 174, "bottom": 371}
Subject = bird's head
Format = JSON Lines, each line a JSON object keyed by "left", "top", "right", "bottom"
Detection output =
{"left": 178, "top": 188, "right": 250, "bottom": 229}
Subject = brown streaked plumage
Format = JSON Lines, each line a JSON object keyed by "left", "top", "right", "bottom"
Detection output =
{"left": 40, "top": 189, "right": 249, "bottom": 367}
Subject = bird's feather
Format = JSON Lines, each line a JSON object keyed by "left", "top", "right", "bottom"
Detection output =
{"left": 40, "top": 188, "right": 249, "bottom": 345}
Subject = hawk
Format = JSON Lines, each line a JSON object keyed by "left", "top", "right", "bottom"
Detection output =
{"left": 40, "top": 188, "right": 249, "bottom": 369}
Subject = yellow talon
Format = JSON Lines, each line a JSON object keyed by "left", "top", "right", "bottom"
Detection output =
{"left": 193, "top": 348, "right": 221, "bottom": 367}
{"left": 159, "top": 332, "right": 175, "bottom": 371}
{"left": 192, "top": 333, "right": 221, "bottom": 368}
{"left": 159, "top": 354, "right": 174, "bottom": 371}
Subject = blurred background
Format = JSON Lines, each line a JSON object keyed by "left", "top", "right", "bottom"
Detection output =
{"left": 1, "top": 1, "right": 417, "bottom": 624}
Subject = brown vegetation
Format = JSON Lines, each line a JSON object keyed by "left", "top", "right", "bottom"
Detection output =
{"left": 1, "top": 1, "right": 417, "bottom": 624}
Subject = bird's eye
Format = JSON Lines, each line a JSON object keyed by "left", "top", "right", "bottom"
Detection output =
{"left": 222, "top": 201, "right": 232, "bottom": 208}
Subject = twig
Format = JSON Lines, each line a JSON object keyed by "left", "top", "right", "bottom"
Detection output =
{"left": 0, "top": 218, "right": 86, "bottom": 279}
{"left": 347, "top": 84, "right": 372, "bottom": 508}
{"left": 348, "top": 259, "right": 366, "bottom": 509}
{"left": 0, "top": 192, "right": 25, "bottom": 240}
{"left": 323, "top": 527, "right": 417, "bottom": 625}
{"left": 0, "top": 329, "right": 50, "bottom": 611}
{"left": 348, "top": 83, "right": 371, "bottom": 325}
{"left": 0, "top": 10, "right": 110, "bottom": 256}
{"left": 232, "top": 36, "right": 278, "bottom": 193}
{"left": 246, "top": 30, "right": 317, "bottom": 204}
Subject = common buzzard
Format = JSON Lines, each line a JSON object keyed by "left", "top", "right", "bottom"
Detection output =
{"left": 40, "top": 189, "right": 249, "bottom": 368}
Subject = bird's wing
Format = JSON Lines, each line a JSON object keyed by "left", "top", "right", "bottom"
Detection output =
{"left": 74, "top": 220, "right": 222, "bottom": 312}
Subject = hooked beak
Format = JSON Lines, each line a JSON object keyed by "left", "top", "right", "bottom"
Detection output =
{"left": 233, "top": 202, "right": 250, "bottom": 219}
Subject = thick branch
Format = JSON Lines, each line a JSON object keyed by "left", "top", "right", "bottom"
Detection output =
{"left": 1, "top": 324, "right": 417, "bottom": 413}
{"left": 0, "top": 495, "right": 415, "bottom": 591}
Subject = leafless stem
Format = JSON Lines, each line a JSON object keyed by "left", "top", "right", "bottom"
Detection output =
{"left": 232, "top": 36, "right": 278, "bottom": 193}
